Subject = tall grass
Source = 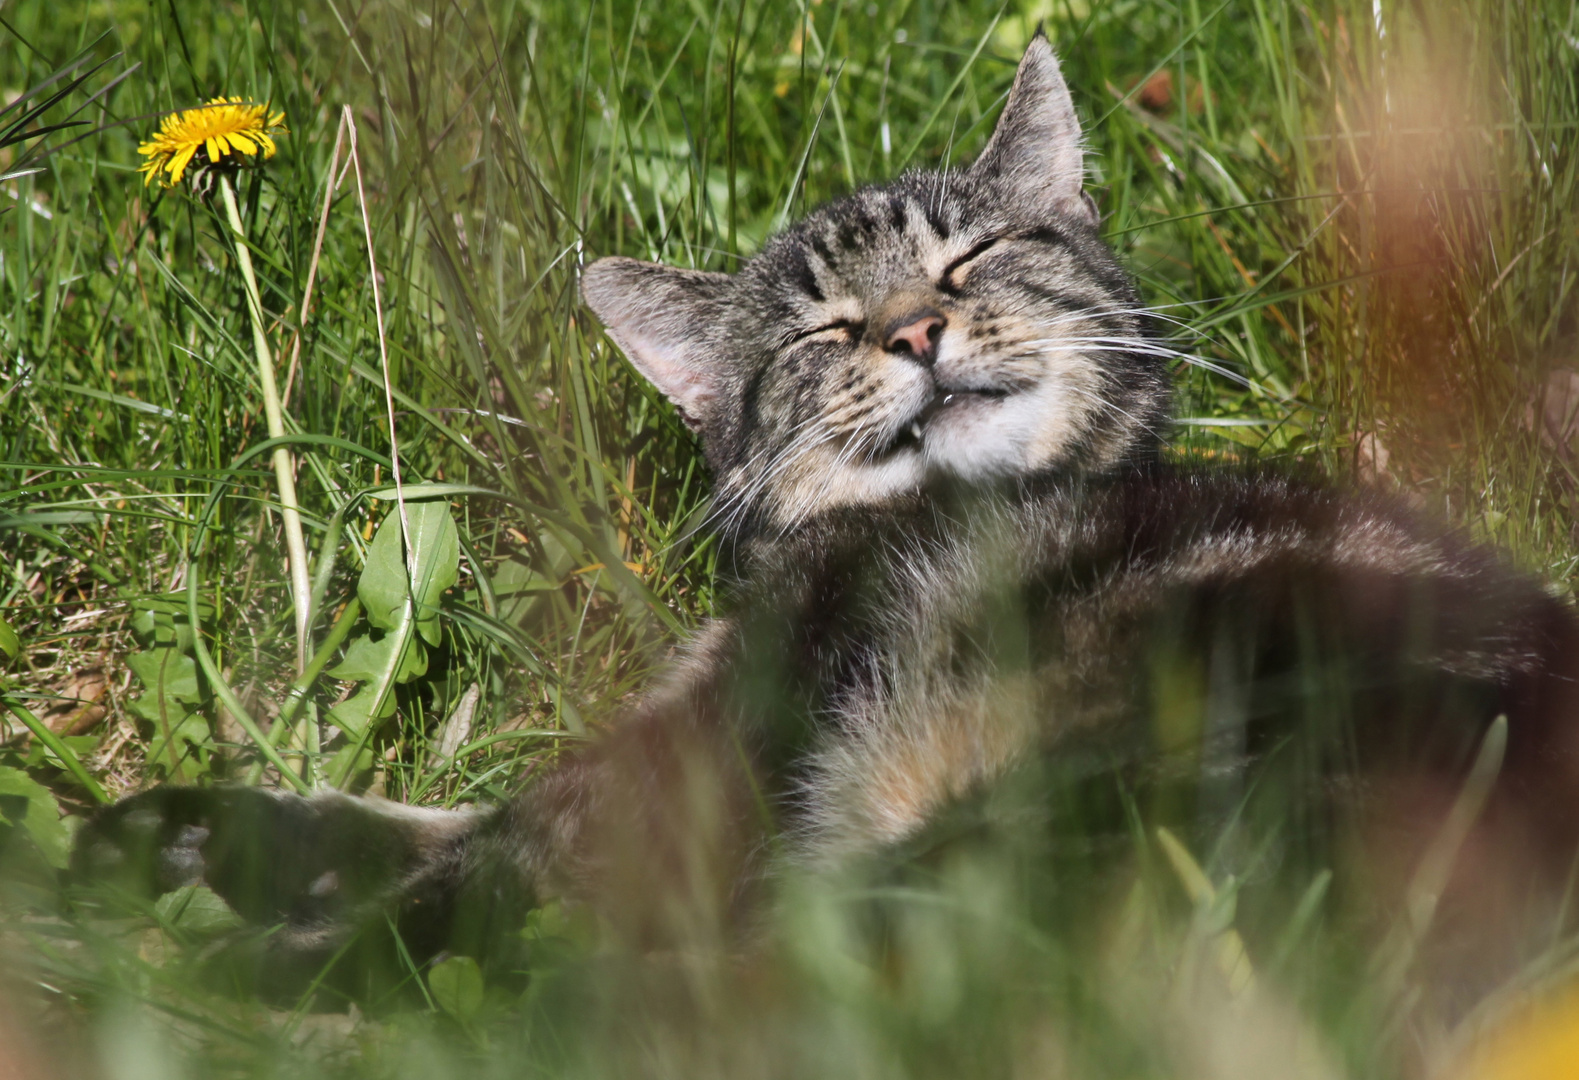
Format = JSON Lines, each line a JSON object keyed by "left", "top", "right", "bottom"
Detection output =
{"left": 2, "top": 0, "right": 1577, "bottom": 1076}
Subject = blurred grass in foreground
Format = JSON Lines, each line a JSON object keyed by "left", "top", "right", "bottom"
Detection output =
{"left": 2, "top": 0, "right": 1579, "bottom": 1076}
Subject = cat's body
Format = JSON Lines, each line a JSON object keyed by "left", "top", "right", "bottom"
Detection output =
{"left": 74, "top": 37, "right": 1579, "bottom": 1007}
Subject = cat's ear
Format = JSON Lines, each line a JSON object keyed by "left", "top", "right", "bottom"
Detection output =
{"left": 970, "top": 33, "right": 1088, "bottom": 217}
{"left": 581, "top": 257, "right": 733, "bottom": 432}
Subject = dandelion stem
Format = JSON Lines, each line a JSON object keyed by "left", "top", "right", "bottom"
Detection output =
{"left": 217, "top": 174, "right": 313, "bottom": 676}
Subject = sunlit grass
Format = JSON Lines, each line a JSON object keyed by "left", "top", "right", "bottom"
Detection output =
{"left": 3, "top": 0, "right": 1578, "bottom": 1076}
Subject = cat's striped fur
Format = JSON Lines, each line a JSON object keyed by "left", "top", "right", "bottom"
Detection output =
{"left": 75, "top": 37, "right": 1579, "bottom": 1007}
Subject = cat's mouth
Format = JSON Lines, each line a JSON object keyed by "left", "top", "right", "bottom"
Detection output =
{"left": 882, "top": 388, "right": 1010, "bottom": 456}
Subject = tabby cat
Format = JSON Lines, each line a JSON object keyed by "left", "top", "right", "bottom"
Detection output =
{"left": 74, "top": 36, "right": 1579, "bottom": 1004}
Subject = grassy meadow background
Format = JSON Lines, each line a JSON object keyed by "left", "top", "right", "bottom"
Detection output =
{"left": 3, "top": 0, "right": 1579, "bottom": 1076}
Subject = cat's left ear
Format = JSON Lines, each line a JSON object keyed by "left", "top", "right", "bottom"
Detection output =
{"left": 582, "top": 257, "right": 734, "bottom": 434}
{"left": 970, "top": 33, "right": 1091, "bottom": 221}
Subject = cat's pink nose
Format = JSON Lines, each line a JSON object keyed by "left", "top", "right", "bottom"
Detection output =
{"left": 884, "top": 311, "right": 946, "bottom": 364}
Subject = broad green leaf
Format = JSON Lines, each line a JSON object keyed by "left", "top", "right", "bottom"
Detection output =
{"left": 359, "top": 502, "right": 459, "bottom": 646}
{"left": 428, "top": 955, "right": 485, "bottom": 1018}
{"left": 326, "top": 682, "right": 398, "bottom": 736}
{"left": 129, "top": 692, "right": 202, "bottom": 723}
{"left": 130, "top": 607, "right": 158, "bottom": 639}
{"left": 322, "top": 740, "right": 374, "bottom": 782}
{"left": 520, "top": 898, "right": 573, "bottom": 941}
{"left": 326, "top": 630, "right": 428, "bottom": 737}
{"left": 131, "top": 608, "right": 195, "bottom": 652}
{"left": 0, "top": 613, "right": 18, "bottom": 660}
{"left": 143, "top": 707, "right": 210, "bottom": 773}
{"left": 0, "top": 766, "right": 70, "bottom": 868}
{"left": 128, "top": 645, "right": 209, "bottom": 772}
{"left": 359, "top": 513, "right": 412, "bottom": 633}
{"left": 127, "top": 594, "right": 212, "bottom": 652}
{"left": 154, "top": 885, "right": 244, "bottom": 936}
{"left": 126, "top": 648, "right": 202, "bottom": 702}
{"left": 328, "top": 632, "right": 427, "bottom": 684}
{"left": 325, "top": 507, "right": 452, "bottom": 756}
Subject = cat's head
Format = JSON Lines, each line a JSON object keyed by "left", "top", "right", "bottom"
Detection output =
{"left": 583, "top": 35, "right": 1169, "bottom": 535}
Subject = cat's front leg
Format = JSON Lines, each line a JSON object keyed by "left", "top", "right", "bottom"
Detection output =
{"left": 71, "top": 786, "right": 517, "bottom": 981}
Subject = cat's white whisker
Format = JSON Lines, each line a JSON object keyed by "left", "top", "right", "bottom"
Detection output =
{"left": 777, "top": 412, "right": 912, "bottom": 534}
{"left": 709, "top": 415, "right": 835, "bottom": 534}
{"left": 1056, "top": 381, "right": 1171, "bottom": 442}
{"left": 1024, "top": 335, "right": 1257, "bottom": 390}
{"left": 742, "top": 422, "right": 851, "bottom": 535}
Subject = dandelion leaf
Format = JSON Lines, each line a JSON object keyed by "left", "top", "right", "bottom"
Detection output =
{"left": 0, "top": 766, "right": 71, "bottom": 868}
{"left": 143, "top": 707, "right": 210, "bottom": 774}
{"left": 126, "top": 648, "right": 202, "bottom": 703}
{"left": 491, "top": 558, "right": 554, "bottom": 626}
{"left": 358, "top": 502, "right": 459, "bottom": 646}
{"left": 127, "top": 647, "right": 208, "bottom": 770}
{"left": 155, "top": 885, "right": 244, "bottom": 937}
{"left": 323, "top": 740, "right": 374, "bottom": 782}
{"left": 428, "top": 955, "right": 485, "bottom": 1018}
{"left": 328, "top": 632, "right": 428, "bottom": 685}
{"left": 327, "top": 681, "right": 399, "bottom": 737}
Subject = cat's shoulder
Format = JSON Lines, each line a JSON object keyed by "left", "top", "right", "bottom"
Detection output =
{"left": 734, "top": 462, "right": 1522, "bottom": 609}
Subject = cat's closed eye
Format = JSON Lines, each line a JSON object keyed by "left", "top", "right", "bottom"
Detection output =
{"left": 787, "top": 319, "right": 865, "bottom": 347}
{"left": 940, "top": 237, "right": 1001, "bottom": 293}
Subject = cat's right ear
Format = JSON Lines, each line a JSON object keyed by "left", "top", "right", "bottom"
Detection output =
{"left": 969, "top": 33, "right": 1090, "bottom": 222}
{"left": 581, "top": 257, "right": 732, "bottom": 433}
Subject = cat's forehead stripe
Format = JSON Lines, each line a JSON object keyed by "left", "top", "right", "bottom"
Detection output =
{"left": 779, "top": 188, "right": 966, "bottom": 296}
{"left": 888, "top": 194, "right": 907, "bottom": 231}
{"left": 786, "top": 246, "right": 824, "bottom": 303}
{"left": 810, "top": 234, "right": 835, "bottom": 267}
{"left": 922, "top": 200, "right": 951, "bottom": 240}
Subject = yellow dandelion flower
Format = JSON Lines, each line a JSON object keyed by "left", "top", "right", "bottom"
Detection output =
{"left": 137, "top": 97, "right": 288, "bottom": 188}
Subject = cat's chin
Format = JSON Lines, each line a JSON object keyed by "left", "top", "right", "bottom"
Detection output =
{"left": 918, "top": 376, "right": 1102, "bottom": 480}
{"left": 917, "top": 391, "right": 1038, "bottom": 481}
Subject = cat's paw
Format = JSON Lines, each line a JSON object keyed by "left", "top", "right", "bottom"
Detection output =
{"left": 71, "top": 785, "right": 421, "bottom": 998}
{"left": 71, "top": 786, "right": 352, "bottom": 928}
{"left": 71, "top": 784, "right": 520, "bottom": 999}
{"left": 72, "top": 786, "right": 226, "bottom": 900}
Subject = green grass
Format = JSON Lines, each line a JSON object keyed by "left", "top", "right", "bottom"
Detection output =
{"left": 3, "top": 0, "right": 1579, "bottom": 1076}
